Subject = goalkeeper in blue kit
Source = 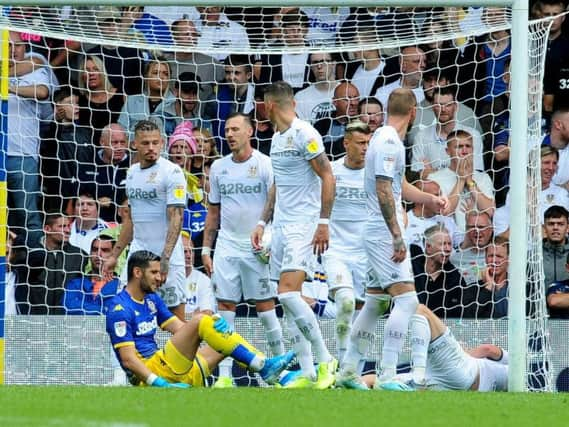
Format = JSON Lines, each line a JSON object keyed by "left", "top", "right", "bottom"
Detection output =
{"left": 106, "top": 250, "right": 294, "bottom": 387}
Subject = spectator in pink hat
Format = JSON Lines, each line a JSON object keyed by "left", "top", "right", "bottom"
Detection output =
{"left": 168, "top": 121, "right": 197, "bottom": 172}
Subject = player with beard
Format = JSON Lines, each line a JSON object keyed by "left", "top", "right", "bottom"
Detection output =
{"left": 337, "top": 88, "right": 447, "bottom": 390}
{"left": 106, "top": 250, "right": 294, "bottom": 388}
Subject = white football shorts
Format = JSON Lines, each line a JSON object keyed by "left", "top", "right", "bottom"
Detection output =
{"left": 322, "top": 253, "right": 366, "bottom": 301}
{"left": 365, "top": 236, "right": 414, "bottom": 290}
{"left": 213, "top": 242, "right": 274, "bottom": 303}
{"left": 270, "top": 223, "right": 317, "bottom": 282}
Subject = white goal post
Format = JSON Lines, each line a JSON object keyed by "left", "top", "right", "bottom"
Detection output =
{"left": 0, "top": 0, "right": 552, "bottom": 392}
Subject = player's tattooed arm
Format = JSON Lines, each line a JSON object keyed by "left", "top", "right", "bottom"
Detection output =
{"left": 376, "top": 177, "right": 402, "bottom": 239}
{"left": 260, "top": 184, "right": 276, "bottom": 223}
{"left": 309, "top": 153, "right": 335, "bottom": 219}
{"left": 163, "top": 205, "right": 184, "bottom": 261}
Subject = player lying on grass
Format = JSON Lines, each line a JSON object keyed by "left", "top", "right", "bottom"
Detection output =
{"left": 336, "top": 303, "right": 508, "bottom": 391}
{"left": 106, "top": 250, "right": 294, "bottom": 388}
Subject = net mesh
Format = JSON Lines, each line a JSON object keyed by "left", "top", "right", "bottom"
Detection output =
{"left": 0, "top": 5, "right": 558, "bottom": 390}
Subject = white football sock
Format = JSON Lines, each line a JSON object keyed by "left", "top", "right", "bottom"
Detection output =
{"left": 334, "top": 287, "right": 355, "bottom": 363}
{"left": 380, "top": 291, "right": 418, "bottom": 380}
{"left": 279, "top": 291, "right": 332, "bottom": 364}
{"left": 258, "top": 309, "right": 285, "bottom": 356}
{"left": 341, "top": 293, "right": 391, "bottom": 375}
{"left": 217, "top": 310, "right": 236, "bottom": 378}
{"left": 285, "top": 313, "right": 316, "bottom": 380}
{"left": 410, "top": 314, "right": 430, "bottom": 383}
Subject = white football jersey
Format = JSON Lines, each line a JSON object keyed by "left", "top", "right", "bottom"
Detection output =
{"left": 328, "top": 158, "right": 367, "bottom": 256}
{"left": 126, "top": 157, "right": 187, "bottom": 266}
{"left": 295, "top": 83, "right": 337, "bottom": 123}
{"left": 184, "top": 268, "right": 215, "bottom": 314}
{"left": 364, "top": 125, "right": 406, "bottom": 232}
{"left": 69, "top": 219, "right": 109, "bottom": 253}
{"left": 271, "top": 117, "right": 325, "bottom": 225}
{"left": 209, "top": 150, "right": 273, "bottom": 250}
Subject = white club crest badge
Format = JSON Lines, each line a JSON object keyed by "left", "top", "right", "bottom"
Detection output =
{"left": 147, "top": 299, "right": 157, "bottom": 314}
{"left": 146, "top": 172, "right": 158, "bottom": 184}
{"left": 248, "top": 166, "right": 258, "bottom": 178}
{"left": 114, "top": 321, "right": 127, "bottom": 338}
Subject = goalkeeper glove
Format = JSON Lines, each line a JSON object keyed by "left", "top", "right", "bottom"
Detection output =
{"left": 147, "top": 373, "right": 190, "bottom": 389}
{"left": 212, "top": 314, "right": 233, "bottom": 334}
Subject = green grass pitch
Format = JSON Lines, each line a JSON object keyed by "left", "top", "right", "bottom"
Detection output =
{"left": 0, "top": 386, "right": 567, "bottom": 427}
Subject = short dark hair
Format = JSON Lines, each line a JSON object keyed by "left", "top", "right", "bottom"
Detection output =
{"left": 53, "top": 86, "right": 76, "bottom": 103}
{"left": 177, "top": 71, "right": 200, "bottom": 94}
{"left": 544, "top": 205, "right": 569, "bottom": 221}
{"left": 224, "top": 54, "right": 252, "bottom": 72}
{"left": 44, "top": 212, "right": 66, "bottom": 227}
{"left": 358, "top": 96, "right": 383, "bottom": 112}
{"left": 127, "top": 250, "right": 161, "bottom": 282}
{"left": 226, "top": 112, "right": 253, "bottom": 128}
{"left": 281, "top": 10, "right": 309, "bottom": 27}
{"left": 433, "top": 85, "right": 457, "bottom": 100}
{"left": 91, "top": 234, "right": 116, "bottom": 250}
{"left": 134, "top": 119, "right": 160, "bottom": 135}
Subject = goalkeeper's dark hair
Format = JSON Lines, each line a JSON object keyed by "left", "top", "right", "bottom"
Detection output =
{"left": 127, "top": 250, "right": 161, "bottom": 282}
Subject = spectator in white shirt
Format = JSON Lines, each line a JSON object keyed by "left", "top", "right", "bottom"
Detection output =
{"left": 411, "top": 85, "right": 484, "bottom": 177}
{"left": 295, "top": 52, "right": 338, "bottom": 123}
{"left": 196, "top": 6, "right": 250, "bottom": 61}
{"left": 374, "top": 46, "right": 426, "bottom": 110}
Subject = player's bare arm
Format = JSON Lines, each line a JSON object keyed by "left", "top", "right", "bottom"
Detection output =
{"left": 376, "top": 177, "right": 406, "bottom": 262}
{"left": 202, "top": 204, "right": 220, "bottom": 277}
{"left": 468, "top": 344, "right": 504, "bottom": 362}
{"left": 309, "top": 152, "right": 335, "bottom": 255}
{"left": 162, "top": 205, "right": 184, "bottom": 280}
{"left": 103, "top": 203, "right": 133, "bottom": 280}
{"left": 118, "top": 345, "right": 154, "bottom": 382}
{"left": 251, "top": 184, "right": 276, "bottom": 250}
{"left": 402, "top": 177, "right": 449, "bottom": 214}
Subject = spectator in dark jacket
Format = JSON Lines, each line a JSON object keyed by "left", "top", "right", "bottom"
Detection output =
{"left": 542, "top": 205, "right": 569, "bottom": 288}
{"left": 77, "top": 123, "right": 130, "bottom": 223}
{"left": 15, "top": 213, "right": 88, "bottom": 314}
{"left": 412, "top": 225, "right": 467, "bottom": 318}
{"left": 41, "top": 86, "right": 93, "bottom": 213}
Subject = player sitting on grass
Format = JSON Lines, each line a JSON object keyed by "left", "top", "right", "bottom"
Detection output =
{"left": 337, "top": 303, "right": 508, "bottom": 391}
{"left": 106, "top": 250, "right": 295, "bottom": 388}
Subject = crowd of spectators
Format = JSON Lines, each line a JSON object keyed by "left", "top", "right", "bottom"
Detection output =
{"left": 3, "top": 2, "right": 569, "bottom": 320}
